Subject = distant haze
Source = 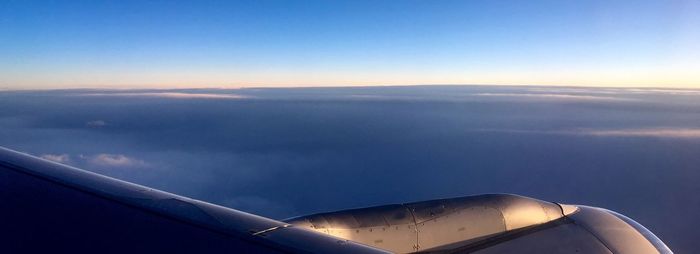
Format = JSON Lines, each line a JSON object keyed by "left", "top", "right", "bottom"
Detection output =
{"left": 1, "top": 85, "right": 698, "bottom": 252}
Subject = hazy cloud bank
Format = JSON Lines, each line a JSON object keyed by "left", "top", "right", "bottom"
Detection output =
{"left": 40, "top": 153, "right": 148, "bottom": 169}
{"left": 474, "top": 128, "right": 700, "bottom": 139}
{"left": 40, "top": 153, "right": 71, "bottom": 163}
{"left": 2, "top": 85, "right": 699, "bottom": 252}
{"left": 79, "top": 92, "right": 247, "bottom": 99}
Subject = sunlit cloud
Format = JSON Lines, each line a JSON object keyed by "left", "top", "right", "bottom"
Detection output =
{"left": 80, "top": 92, "right": 248, "bottom": 99}
{"left": 470, "top": 93, "right": 632, "bottom": 101}
{"left": 343, "top": 91, "right": 636, "bottom": 102}
{"left": 40, "top": 154, "right": 71, "bottom": 163}
{"left": 525, "top": 87, "right": 700, "bottom": 96}
{"left": 38, "top": 152, "right": 149, "bottom": 168}
{"left": 89, "top": 154, "right": 148, "bottom": 168}
{"left": 579, "top": 128, "right": 700, "bottom": 139}
{"left": 524, "top": 87, "right": 616, "bottom": 94}
{"left": 615, "top": 88, "right": 700, "bottom": 95}
{"left": 474, "top": 128, "right": 700, "bottom": 139}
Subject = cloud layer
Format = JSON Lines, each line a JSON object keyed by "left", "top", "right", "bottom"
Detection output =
{"left": 581, "top": 128, "right": 700, "bottom": 139}
{"left": 471, "top": 92, "right": 632, "bottom": 101}
{"left": 80, "top": 92, "right": 247, "bottom": 99}
{"left": 474, "top": 128, "right": 700, "bottom": 139}
{"left": 40, "top": 153, "right": 148, "bottom": 169}
{"left": 2, "top": 86, "right": 699, "bottom": 252}
{"left": 40, "top": 154, "right": 71, "bottom": 163}
{"left": 89, "top": 154, "right": 148, "bottom": 168}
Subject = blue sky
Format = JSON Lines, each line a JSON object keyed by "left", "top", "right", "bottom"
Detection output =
{"left": 1, "top": 0, "right": 699, "bottom": 89}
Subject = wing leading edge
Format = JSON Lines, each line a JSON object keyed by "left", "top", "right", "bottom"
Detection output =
{"left": 0, "top": 146, "right": 389, "bottom": 254}
{"left": 0, "top": 146, "right": 672, "bottom": 253}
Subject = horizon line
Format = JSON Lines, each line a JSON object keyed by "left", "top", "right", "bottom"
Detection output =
{"left": 2, "top": 83, "right": 700, "bottom": 92}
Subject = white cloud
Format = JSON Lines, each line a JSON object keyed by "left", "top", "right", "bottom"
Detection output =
{"left": 526, "top": 87, "right": 700, "bottom": 96}
{"left": 90, "top": 154, "right": 148, "bottom": 168}
{"left": 611, "top": 88, "right": 700, "bottom": 96}
{"left": 578, "top": 128, "right": 700, "bottom": 139}
{"left": 40, "top": 154, "right": 71, "bottom": 163}
{"left": 471, "top": 93, "right": 632, "bottom": 101}
{"left": 525, "top": 87, "right": 625, "bottom": 95}
{"left": 80, "top": 92, "right": 247, "bottom": 99}
{"left": 474, "top": 128, "right": 700, "bottom": 139}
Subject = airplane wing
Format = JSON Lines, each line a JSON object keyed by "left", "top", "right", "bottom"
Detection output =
{"left": 0, "top": 146, "right": 672, "bottom": 253}
{"left": 0, "top": 146, "right": 388, "bottom": 254}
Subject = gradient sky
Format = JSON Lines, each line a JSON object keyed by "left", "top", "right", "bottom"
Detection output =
{"left": 1, "top": 0, "right": 699, "bottom": 89}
